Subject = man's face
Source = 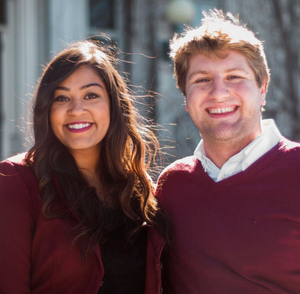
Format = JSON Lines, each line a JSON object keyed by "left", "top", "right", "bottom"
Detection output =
{"left": 185, "top": 50, "right": 266, "bottom": 147}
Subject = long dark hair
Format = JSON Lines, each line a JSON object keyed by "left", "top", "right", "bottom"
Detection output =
{"left": 26, "top": 40, "right": 168, "bottom": 256}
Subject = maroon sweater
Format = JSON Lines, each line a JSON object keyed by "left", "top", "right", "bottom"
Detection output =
{"left": 157, "top": 138, "right": 300, "bottom": 294}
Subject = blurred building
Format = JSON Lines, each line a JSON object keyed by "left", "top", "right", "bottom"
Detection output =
{"left": 0, "top": 0, "right": 299, "bottom": 162}
{"left": 0, "top": 0, "right": 220, "bottom": 160}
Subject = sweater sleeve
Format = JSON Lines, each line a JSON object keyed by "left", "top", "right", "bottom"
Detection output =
{"left": 0, "top": 160, "right": 37, "bottom": 294}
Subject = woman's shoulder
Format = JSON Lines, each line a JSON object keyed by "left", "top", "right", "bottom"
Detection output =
{"left": 0, "top": 152, "right": 38, "bottom": 189}
{"left": 0, "top": 152, "right": 40, "bottom": 219}
{"left": 1, "top": 152, "right": 27, "bottom": 164}
{"left": 1, "top": 152, "right": 31, "bottom": 172}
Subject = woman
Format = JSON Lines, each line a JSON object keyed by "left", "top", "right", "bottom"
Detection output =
{"left": 0, "top": 40, "right": 167, "bottom": 294}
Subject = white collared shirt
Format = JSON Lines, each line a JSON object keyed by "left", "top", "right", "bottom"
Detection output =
{"left": 194, "top": 119, "right": 282, "bottom": 182}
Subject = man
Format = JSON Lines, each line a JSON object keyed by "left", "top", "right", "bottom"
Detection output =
{"left": 157, "top": 9, "right": 300, "bottom": 294}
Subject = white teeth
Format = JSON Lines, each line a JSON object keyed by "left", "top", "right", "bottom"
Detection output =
{"left": 209, "top": 106, "right": 236, "bottom": 114}
{"left": 68, "top": 123, "right": 91, "bottom": 129}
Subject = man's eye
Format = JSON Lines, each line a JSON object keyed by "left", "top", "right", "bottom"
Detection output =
{"left": 228, "top": 75, "right": 239, "bottom": 80}
{"left": 53, "top": 96, "right": 69, "bottom": 102}
{"left": 85, "top": 93, "right": 99, "bottom": 99}
{"left": 195, "top": 78, "right": 209, "bottom": 83}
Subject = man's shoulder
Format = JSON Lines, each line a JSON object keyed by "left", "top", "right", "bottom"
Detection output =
{"left": 279, "top": 137, "right": 300, "bottom": 155}
{"left": 156, "top": 156, "right": 199, "bottom": 197}
{"left": 271, "top": 138, "right": 300, "bottom": 171}
{"left": 161, "top": 155, "right": 198, "bottom": 175}
{"left": 157, "top": 156, "right": 199, "bottom": 186}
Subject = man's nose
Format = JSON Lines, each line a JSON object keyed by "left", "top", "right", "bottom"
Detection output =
{"left": 209, "top": 79, "right": 230, "bottom": 101}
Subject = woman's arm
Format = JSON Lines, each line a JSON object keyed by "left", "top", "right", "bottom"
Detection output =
{"left": 0, "top": 160, "right": 36, "bottom": 294}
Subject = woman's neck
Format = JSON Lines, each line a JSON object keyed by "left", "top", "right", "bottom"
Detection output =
{"left": 71, "top": 149, "right": 100, "bottom": 175}
{"left": 69, "top": 148, "right": 104, "bottom": 199}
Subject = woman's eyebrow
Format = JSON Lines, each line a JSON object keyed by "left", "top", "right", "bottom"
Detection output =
{"left": 55, "top": 83, "right": 103, "bottom": 91}
{"left": 80, "top": 83, "right": 103, "bottom": 90}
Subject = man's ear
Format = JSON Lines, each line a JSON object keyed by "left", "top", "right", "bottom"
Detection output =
{"left": 260, "top": 82, "right": 267, "bottom": 106}
{"left": 185, "top": 98, "right": 188, "bottom": 112}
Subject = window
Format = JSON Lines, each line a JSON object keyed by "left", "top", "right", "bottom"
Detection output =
{"left": 89, "top": 0, "right": 115, "bottom": 29}
{"left": 0, "top": 32, "right": 2, "bottom": 158}
{"left": 88, "top": 0, "right": 123, "bottom": 51}
{"left": 0, "top": 0, "right": 6, "bottom": 25}
{"left": 0, "top": 0, "right": 6, "bottom": 158}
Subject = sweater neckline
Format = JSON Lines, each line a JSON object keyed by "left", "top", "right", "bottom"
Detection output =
{"left": 193, "top": 140, "right": 286, "bottom": 193}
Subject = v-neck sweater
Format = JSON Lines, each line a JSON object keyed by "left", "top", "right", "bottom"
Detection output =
{"left": 157, "top": 138, "right": 300, "bottom": 294}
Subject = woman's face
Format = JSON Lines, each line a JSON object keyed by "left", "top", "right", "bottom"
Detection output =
{"left": 50, "top": 66, "right": 110, "bottom": 156}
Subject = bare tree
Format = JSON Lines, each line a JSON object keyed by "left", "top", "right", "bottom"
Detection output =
{"left": 270, "top": 0, "right": 300, "bottom": 140}
{"left": 225, "top": 0, "right": 300, "bottom": 141}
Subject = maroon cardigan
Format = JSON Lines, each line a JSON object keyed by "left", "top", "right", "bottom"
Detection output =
{"left": 0, "top": 153, "right": 165, "bottom": 294}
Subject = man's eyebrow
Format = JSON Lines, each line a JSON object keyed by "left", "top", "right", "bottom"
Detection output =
{"left": 224, "top": 67, "right": 248, "bottom": 74}
{"left": 187, "top": 70, "right": 209, "bottom": 81}
{"left": 187, "top": 68, "right": 249, "bottom": 81}
{"left": 55, "top": 83, "right": 103, "bottom": 91}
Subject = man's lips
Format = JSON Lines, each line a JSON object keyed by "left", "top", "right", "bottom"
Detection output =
{"left": 206, "top": 106, "right": 238, "bottom": 114}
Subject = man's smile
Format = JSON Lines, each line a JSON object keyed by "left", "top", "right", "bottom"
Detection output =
{"left": 206, "top": 106, "right": 237, "bottom": 114}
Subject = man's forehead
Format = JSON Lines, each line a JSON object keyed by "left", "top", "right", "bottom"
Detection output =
{"left": 187, "top": 50, "right": 249, "bottom": 72}
{"left": 193, "top": 50, "right": 230, "bottom": 60}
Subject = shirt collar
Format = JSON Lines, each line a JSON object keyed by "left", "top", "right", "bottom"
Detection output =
{"left": 194, "top": 119, "right": 282, "bottom": 181}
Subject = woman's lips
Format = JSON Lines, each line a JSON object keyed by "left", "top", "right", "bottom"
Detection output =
{"left": 66, "top": 122, "right": 93, "bottom": 133}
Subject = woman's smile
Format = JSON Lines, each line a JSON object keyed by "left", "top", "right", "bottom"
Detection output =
{"left": 66, "top": 122, "right": 94, "bottom": 132}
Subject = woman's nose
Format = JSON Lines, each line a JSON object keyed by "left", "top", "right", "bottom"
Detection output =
{"left": 67, "top": 100, "right": 86, "bottom": 115}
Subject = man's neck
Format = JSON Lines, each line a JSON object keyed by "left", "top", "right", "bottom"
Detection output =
{"left": 203, "top": 136, "right": 258, "bottom": 169}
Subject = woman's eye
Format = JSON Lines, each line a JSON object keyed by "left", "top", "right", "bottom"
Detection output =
{"left": 53, "top": 95, "right": 69, "bottom": 102}
{"left": 85, "top": 93, "right": 99, "bottom": 99}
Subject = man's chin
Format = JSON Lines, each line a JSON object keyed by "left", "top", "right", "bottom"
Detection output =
{"left": 200, "top": 125, "right": 242, "bottom": 142}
